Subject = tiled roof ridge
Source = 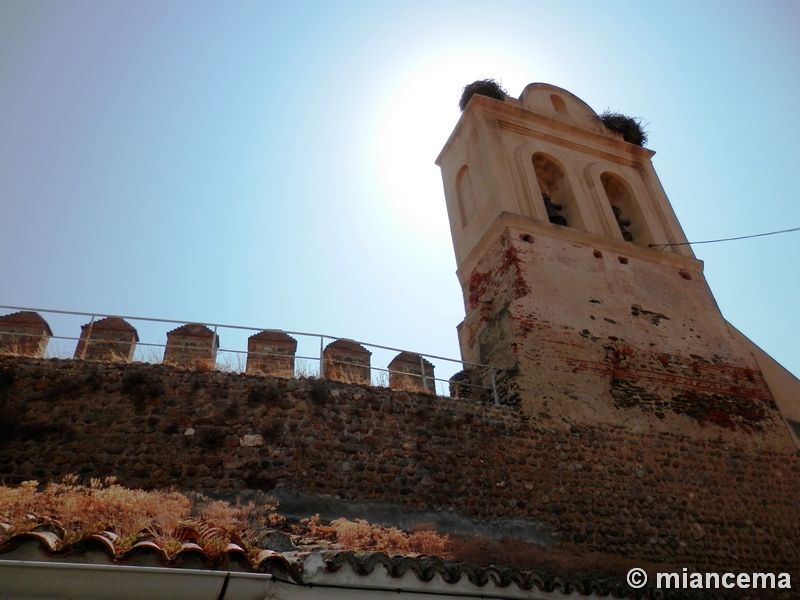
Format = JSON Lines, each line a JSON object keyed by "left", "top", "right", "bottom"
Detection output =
{"left": 0, "top": 531, "right": 726, "bottom": 599}
{"left": 322, "top": 550, "right": 633, "bottom": 596}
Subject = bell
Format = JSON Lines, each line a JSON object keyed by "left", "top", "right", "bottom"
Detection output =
{"left": 542, "top": 193, "right": 568, "bottom": 227}
{"left": 612, "top": 205, "right": 634, "bottom": 242}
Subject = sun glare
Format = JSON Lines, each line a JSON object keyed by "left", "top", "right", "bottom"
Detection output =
{"left": 372, "top": 52, "right": 535, "bottom": 245}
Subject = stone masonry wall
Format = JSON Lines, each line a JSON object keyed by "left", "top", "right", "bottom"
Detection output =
{"left": 1, "top": 356, "right": 798, "bottom": 576}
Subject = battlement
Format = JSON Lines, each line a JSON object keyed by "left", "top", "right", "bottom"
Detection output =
{"left": 0, "top": 309, "right": 460, "bottom": 396}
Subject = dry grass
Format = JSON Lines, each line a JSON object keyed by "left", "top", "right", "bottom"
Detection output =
{"left": 0, "top": 476, "right": 282, "bottom": 558}
{"left": 323, "top": 361, "right": 371, "bottom": 385}
{"left": 95, "top": 350, "right": 131, "bottom": 363}
{"left": 293, "top": 358, "right": 318, "bottom": 379}
{"left": 1, "top": 479, "right": 449, "bottom": 560}
{"left": 0, "top": 476, "right": 190, "bottom": 548}
{"left": 371, "top": 369, "right": 389, "bottom": 388}
{"left": 292, "top": 516, "right": 682, "bottom": 580}
{"left": 0, "top": 340, "right": 36, "bottom": 358}
{"left": 2, "top": 479, "right": 682, "bottom": 579}
{"left": 72, "top": 347, "right": 133, "bottom": 363}
{"left": 43, "top": 340, "right": 75, "bottom": 360}
{"left": 215, "top": 352, "right": 247, "bottom": 374}
{"left": 298, "top": 515, "right": 451, "bottom": 557}
{"left": 134, "top": 346, "right": 166, "bottom": 364}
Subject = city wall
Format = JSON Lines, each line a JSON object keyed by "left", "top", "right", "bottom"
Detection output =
{"left": 1, "top": 355, "right": 798, "bottom": 576}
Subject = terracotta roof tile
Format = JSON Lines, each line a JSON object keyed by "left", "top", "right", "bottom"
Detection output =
{"left": 0, "top": 531, "right": 712, "bottom": 598}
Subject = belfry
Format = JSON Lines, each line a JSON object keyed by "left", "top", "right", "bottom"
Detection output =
{"left": 437, "top": 83, "right": 800, "bottom": 445}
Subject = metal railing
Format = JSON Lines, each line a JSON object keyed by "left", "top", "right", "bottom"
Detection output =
{"left": 0, "top": 304, "right": 502, "bottom": 402}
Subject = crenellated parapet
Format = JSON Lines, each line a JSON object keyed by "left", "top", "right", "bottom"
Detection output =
{"left": 0, "top": 310, "right": 455, "bottom": 393}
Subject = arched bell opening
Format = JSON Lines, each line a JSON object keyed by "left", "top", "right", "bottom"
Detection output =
{"left": 600, "top": 172, "right": 654, "bottom": 248}
{"left": 456, "top": 165, "right": 477, "bottom": 228}
{"left": 532, "top": 153, "right": 585, "bottom": 232}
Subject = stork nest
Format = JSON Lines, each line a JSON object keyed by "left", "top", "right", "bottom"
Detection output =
{"left": 598, "top": 111, "right": 648, "bottom": 147}
{"left": 459, "top": 79, "right": 507, "bottom": 111}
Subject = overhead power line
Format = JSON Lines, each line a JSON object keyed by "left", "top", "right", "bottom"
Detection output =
{"left": 650, "top": 226, "right": 800, "bottom": 250}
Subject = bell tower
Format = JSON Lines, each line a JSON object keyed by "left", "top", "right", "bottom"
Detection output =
{"left": 437, "top": 83, "right": 800, "bottom": 443}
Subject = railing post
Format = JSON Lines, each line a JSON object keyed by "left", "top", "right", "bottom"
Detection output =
{"left": 319, "top": 336, "right": 325, "bottom": 378}
{"left": 490, "top": 367, "right": 499, "bottom": 406}
{"left": 420, "top": 354, "right": 429, "bottom": 391}
{"left": 78, "top": 315, "right": 96, "bottom": 359}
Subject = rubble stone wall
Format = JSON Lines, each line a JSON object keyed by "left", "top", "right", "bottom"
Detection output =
{"left": 1, "top": 356, "right": 798, "bottom": 575}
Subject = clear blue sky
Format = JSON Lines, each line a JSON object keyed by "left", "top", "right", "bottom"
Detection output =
{"left": 1, "top": 0, "right": 798, "bottom": 382}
